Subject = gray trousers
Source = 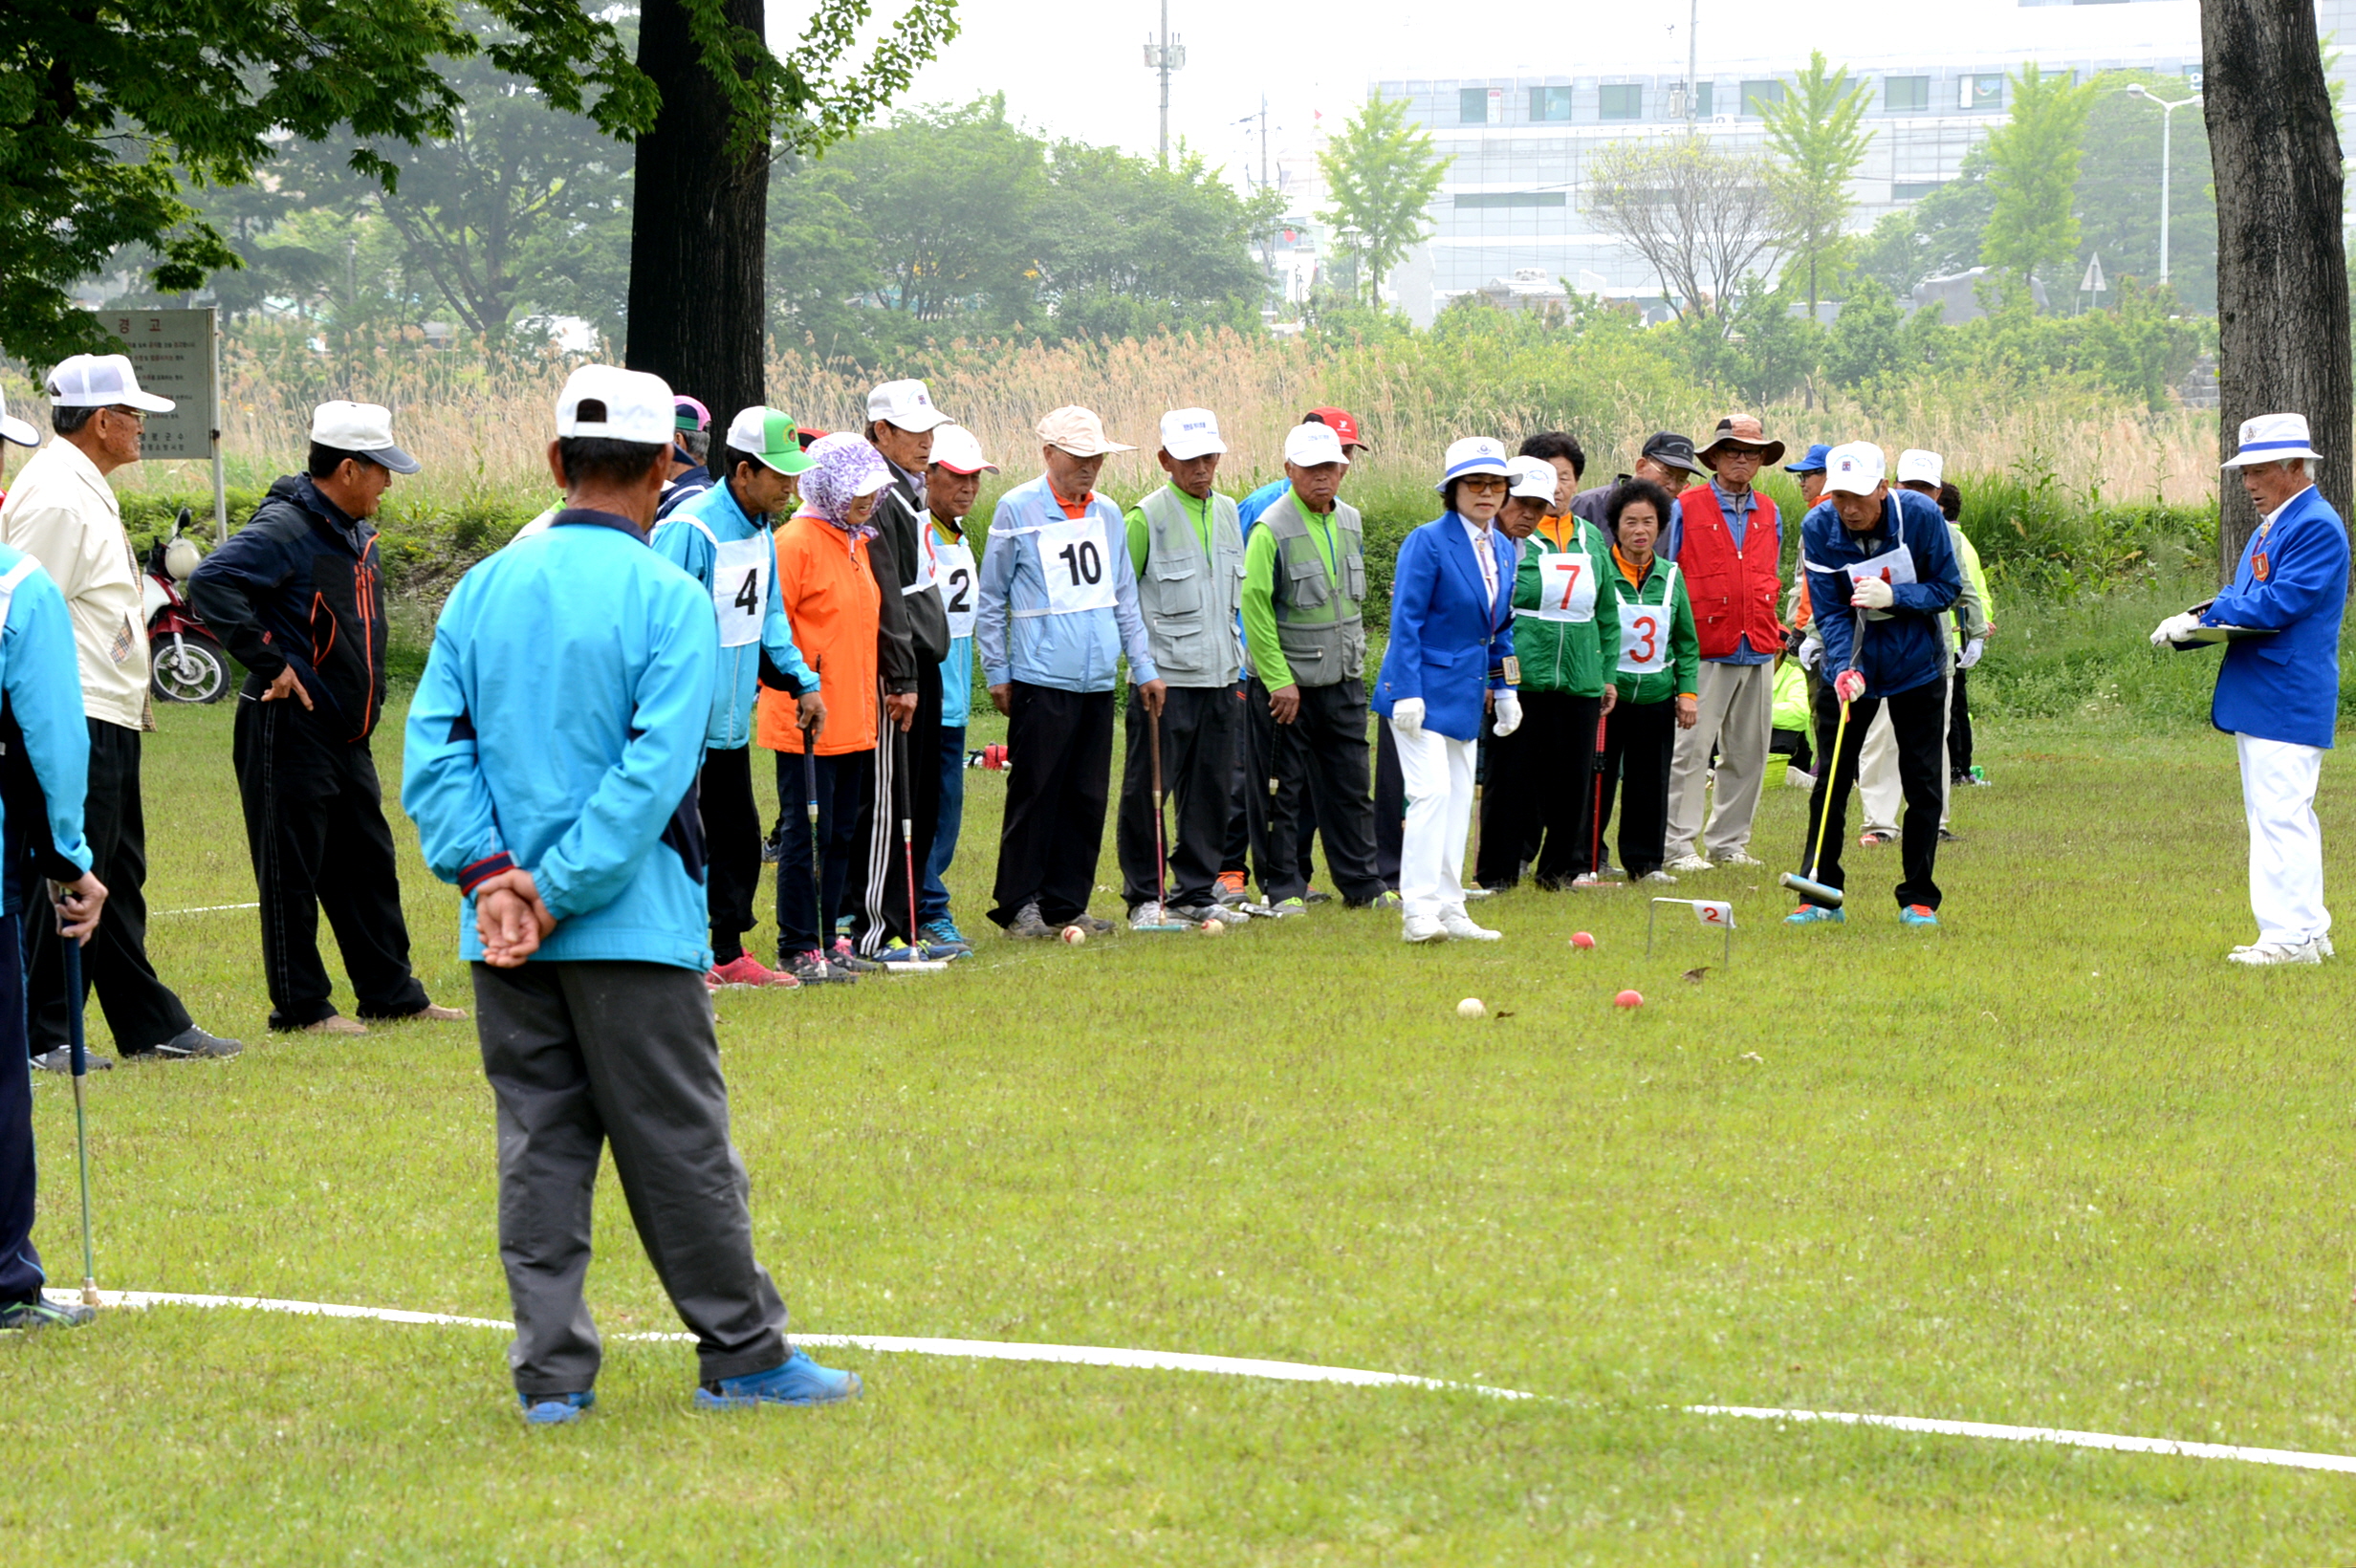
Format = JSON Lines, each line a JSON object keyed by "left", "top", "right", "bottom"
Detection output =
{"left": 1664, "top": 660, "right": 1775, "bottom": 860}
{"left": 471, "top": 960, "right": 789, "bottom": 1396}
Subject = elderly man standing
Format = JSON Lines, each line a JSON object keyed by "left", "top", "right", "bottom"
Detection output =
{"left": 0, "top": 355, "right": 239, "bottom": 1067}
{"left": 1661, "top": 415, "right": 1788, "bottom": 874}
{"left": 1570, "top": 431, "right": 1705, "bottom": 533}
{"left": 975, "top": 407, "right": 1166, "bottom": 938}
{"left": 2154, "top": 414, "right": 2350, "bottom": 966}
{"left": 188, "top": 402, "right": 466, "bottom": 1035}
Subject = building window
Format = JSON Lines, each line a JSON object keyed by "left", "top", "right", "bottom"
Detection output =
{"left": 1668, "top": 81, "right": 1714, "bottom": 118}
{"left": 1599, "top": 83, "right": 1643, "bottom": 120}
{"left": 1885, "top": 76, "right": 1931, "bottom": 111}
{"left": 1530, "top": 85, "right": 1572, "bottom": 121}
{"left": 1960, "top": 73, "right": 2003, "bottom": 111}
{"left": 1460, "top": 87, "right": 1489, "bottom": 123}
{"left": 1740, "top": 79, "right": 1784, "bottom": 116}
{"left": 1893, "top": 181, "right": 1946, "bottom": 200}
{"left": 1454, "top": 191, "right": 1569, "bottom": 208}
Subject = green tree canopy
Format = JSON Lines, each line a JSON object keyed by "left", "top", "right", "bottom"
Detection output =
{"left": 1759, "top": 52, "right": 1875, "bottom": 316}
{"left": 1981, "top": 62, "right": 2096, "bottom": 291}
{"left": 1854, "top": 144, "right": 1996, "bottom": 295}
{"left": 2074, "top": 69, "right": 2216, "bottom": 312}
{"left": 1317, "top": 94, "right": 1451, "bottom": 300}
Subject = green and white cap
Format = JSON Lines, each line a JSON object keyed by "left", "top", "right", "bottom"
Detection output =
{"left": 727, "top": 406, "right": 816, "bottom": 475}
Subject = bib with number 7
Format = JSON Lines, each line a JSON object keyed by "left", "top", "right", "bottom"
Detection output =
{"left": 1036, "top": 516, "right": 1118, "bottom": 615}
{"left": 1535, "top": 551, "right": 1598, "bottom": 622}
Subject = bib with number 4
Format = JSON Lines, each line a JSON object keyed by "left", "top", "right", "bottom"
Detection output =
{"left": 1535, "top": 551, "right": 1598, "bottom": 622}
{"left": 930, "top": 530, "right": 979, "bottom": 641}
{"left": 1036, "top": 516, "right": 1118, "bottom": 615}
{"left": 709, "top": 534, "right": 772, "bottom": 647}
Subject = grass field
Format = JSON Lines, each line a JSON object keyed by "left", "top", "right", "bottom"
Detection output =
{"left": 7, "top": 689, "right": 2356, "bottom": 1563}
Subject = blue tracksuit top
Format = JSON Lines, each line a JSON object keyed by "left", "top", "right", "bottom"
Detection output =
{"left": 1801, "top": 490, "right": 1962, "bottom": 700}
{"left": 649, "top": 478, "right": 813, "bottom": 750}
{"left": 403, "top": 510, "right": 717, "bottom": 972}
{"left": 973, "top": 475, "right": 1159, "bottom": 693}
{"left": 2206, "top": 483, "right": 2349, "bottom": 750}
{"left": 0, "top": 546, "right": 93, "bottom": 878}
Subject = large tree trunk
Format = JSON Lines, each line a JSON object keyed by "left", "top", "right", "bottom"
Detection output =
{"left": 628, "top": 0, "right": 770, "bottom": 439}
{"left": 2202, "top": 0, "right": 2352, "bottom": 576}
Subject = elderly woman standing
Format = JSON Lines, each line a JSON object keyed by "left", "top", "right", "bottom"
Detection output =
{"left": 1372, "top": 438, "right": 1523, "bottom": 943}
{"left": 757, "top": 433, "right": 894, "bottom": 985}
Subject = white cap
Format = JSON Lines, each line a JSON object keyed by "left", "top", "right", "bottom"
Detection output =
{"left": 928, "top": 424, "right": 998, "bottom": 475}
{"left": 1435, "top": 435, "right": 1512, "bottom": 492}
{"left": 2223, "top": 411, "right": 2323, "bottom": 467}
{"left": 0, "top": 385, "right": 35, "bottom": 448}
{"left": 556, "top": 364, "right": 674, "bottom": 444}
{"left": 1158, "top": 407, "right": 1227, "bottom": 461}
{"left": 1506, "top": 454, "right": 1558, "bottom": 502}
{"left": 1036, "top": 405, "right": 1134, "bottom": 457}
{"left": 1284, "top": 423, "right": 1349, "bottom": 468}
{"left": 867, "top": 379, "right": 951, "bottom": 433}
{"left": 1894, "top": 448, "right": 1943, "bottom": 488}
{"left": 1822, "top": 442, "right": 1887, "bottom": 497}
{"left": 47, "top": 353, "right": 174, "bottom": 413}
{"left": 311, "top": 401, "right": 421, "bottom": 474}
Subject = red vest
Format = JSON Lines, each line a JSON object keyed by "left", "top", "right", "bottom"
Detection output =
{"left": 1675, "top": 486, "right": 1784, "bottom": 660}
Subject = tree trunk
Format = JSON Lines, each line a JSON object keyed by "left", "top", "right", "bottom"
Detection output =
{"left": 2202, "top": 0, "right": 2352, "bottom": 577}
{"left": 628, "top": 0, "right": 770, "bottom": 438}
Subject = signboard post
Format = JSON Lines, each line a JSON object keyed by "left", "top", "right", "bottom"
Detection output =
{"left": 101, "top": 308, "right": 224, "bottom": 543}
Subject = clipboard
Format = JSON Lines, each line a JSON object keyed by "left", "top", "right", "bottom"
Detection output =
{"left": 2167, "top": 599, "right": 2280, "bottom": 651}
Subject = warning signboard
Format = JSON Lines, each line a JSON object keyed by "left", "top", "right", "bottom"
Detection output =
{"left": 99, "top": 309, "right": 217, "bottom": 463}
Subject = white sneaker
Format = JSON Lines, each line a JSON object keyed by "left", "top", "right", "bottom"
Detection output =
{"left": 1570, "top": 872, "right": 1607, "bottom": 888}
{"left": 1640, "top": 868, "right": 1678, "bottom": 883}
{"left": 2228, "top": 940, "right": 2324, "bottom": 967}
{"left": 1128, "top": 902, "right": 1167, "bottom": 930}
{"left": 2322, "top": 936, "right": 2338, "bottom": 959}
{"left": 1666, "top": 854, "right": 1713, "bottom": 874}
{"left": 1716, "top": 851, "right": 1765, "bottom": 868}
{"left": 1439, "top": 906, "right": 1502, "bottom": 941}
{"left": 1402, "top": 914, "right": 1448, "bottom": 943}
{"left": 1786, "top": 769, "right": 1817, "bottom": 790}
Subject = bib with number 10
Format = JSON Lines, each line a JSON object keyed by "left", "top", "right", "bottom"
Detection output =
{"left": 1036, "top": 516, "right": 1118, "bottom": 615}
{"left": 1535, "top": 551, "right": 1598, "bottom": 622}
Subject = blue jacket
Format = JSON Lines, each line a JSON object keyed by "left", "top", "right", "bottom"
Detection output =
{"left": 1801, "top": 490, "right": 1962, "bottom": 700}
{"left": 650, "top": 478, "right": 812, "bottom": 750}
{"left": 2207, "top": 484, "right": 2349, "bottom": 749}
{"left": 1238, "top": 478, "right": 1288, "bottom": 534}
{"left": 654, "top": 468, "right": 714, "bottom": 522}
{"left": 974, "top": 475, "right": 1160, "bottom": 694}
{"left": 0, "top": 546, "right": 94, "bottom": 882}
{"left": 1371, "top": 514, "right": 1519, "bottom": 743}
{"left": 403, "top": 510, "right": 718, "bottom": 972}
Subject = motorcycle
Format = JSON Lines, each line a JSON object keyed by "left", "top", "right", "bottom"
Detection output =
{"left": 142, "top": 507, "right": 229, "bottom": 704}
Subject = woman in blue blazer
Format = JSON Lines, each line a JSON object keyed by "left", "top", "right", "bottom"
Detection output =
{"left": 1372, "top": 438, "right": 1522, "bottom": 943}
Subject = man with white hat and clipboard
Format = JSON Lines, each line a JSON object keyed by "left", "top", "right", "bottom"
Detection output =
{"left": 2153, "top": 412, "right": 2350, "bottom": 966}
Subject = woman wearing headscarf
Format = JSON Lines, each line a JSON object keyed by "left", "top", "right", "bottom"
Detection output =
{"left": 1371, "top": 438, "right": 1522, "bottom": 943}
{"left": 757, "top": 433, "right": 894, "bottom": 984}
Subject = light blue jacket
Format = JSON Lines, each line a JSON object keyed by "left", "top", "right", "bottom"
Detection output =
{"left": 650, "top": 479, "right": 810, "bottom": 749}
{"left": 403, "top": 510, "right": 717, "bottom": 972}
{"left": 0, "top": 546, "right": 93, "bottom": 877}
{"left": 974, "top": 475, "right": 1160, "bottom": 693}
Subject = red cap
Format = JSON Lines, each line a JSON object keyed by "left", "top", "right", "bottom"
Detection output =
{"left": 1306, "top": 406, "right": 1369, "bottom": 451}
{"left": 794, "top": 425, "right": 829, "bottom": 451}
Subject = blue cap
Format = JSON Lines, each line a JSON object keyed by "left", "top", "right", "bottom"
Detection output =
{"left": 1785, "top": 442, "right": 1831, "bottom": 475}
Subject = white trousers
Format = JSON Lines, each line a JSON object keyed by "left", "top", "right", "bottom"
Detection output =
{"left": 1395, "top": 726, "right": 1476, "bottom": 920}
{"left": 1665, "top": 661, "right": 1775, "bottom": 860}
{"left": 1860, "top": 671, "right": 1952, "bottom": 833}
{"left": 2236, "top": 732, "right": 2330, "bottom": 945}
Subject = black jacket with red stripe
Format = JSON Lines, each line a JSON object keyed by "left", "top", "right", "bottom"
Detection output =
{"left": 187, "top": 474, "right": 391, "bottom": 741}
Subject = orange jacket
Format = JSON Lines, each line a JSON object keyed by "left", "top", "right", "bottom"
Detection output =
{"left": 759, "top": 514, "right": 881, "bottom": 756}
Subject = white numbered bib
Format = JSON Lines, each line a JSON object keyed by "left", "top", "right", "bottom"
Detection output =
{"left": 1843, "top": 543, "right": 1916, "bottom": 621}
{"left": 1036, "top": 516, "right": 1118, "bottom": 616}
{"left": 931, "top": 531, "right": 978, "bottom": 641}
{"left": 710, "top": 534, "right": 771, "bottom": 648}
{"left": 1617, "top": 601, "right": 1669, "bottom": 674}
{"left": 1536, "top": 552, "right": 1598, "bottom": 622}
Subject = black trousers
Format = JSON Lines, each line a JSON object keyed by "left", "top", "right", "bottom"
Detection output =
{"left": 1118, "top": 684, "right": 1237, "bottom": 909}
{"left": 774, "top": 747, "right": 872, "bottom": 954}
{"left": 853, "top": 662, "right": 942, "bottom": 955}
{"left": 1598, "top": 697, "right": 1677, "bottom": 878}
{"left": 699, "top": 746, "right": 762, "bottom": 964}
{"left": 0, "top": 906, "right": 34, "bottom": 1305}
{"left": 1799, "top": 677, "right": 1948, "bottom": 911}
{"left": 1374, "top": 716, "right": 1405, "bottom": 889}
{"left": 1475, "top": 690, "right": 1603, "bottom": 888}
{"left": 23, "top": 720, "right": 189, "bottom": 1056}
{"left": 1221, "top": 678, "right": 1253, "bottom": 877}
{"left": 1248, "top": 677, "right": 1385, "bottom": 905}
{"left": 991, "top": 683, "right": 1115, "bottom": 927}
{"left": 1949, "top": 668, "right": 1974, "bottom": 777}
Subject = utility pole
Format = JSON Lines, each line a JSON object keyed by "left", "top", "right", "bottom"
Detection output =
{"left": 1144, "top": 0, "right": 1187, "bottom": 163}
{"left": 1686, "top": 0, "right": 1699, "bottom": 131}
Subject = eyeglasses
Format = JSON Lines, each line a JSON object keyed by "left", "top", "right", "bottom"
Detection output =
{"left": 1457, "top": 475, "right": 1510, "bottom": 493}
{"left": 101, "top": 407, "right": 146, "bottom": 425}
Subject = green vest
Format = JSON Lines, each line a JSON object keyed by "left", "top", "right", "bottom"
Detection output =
{"left": 1261, "top": 492, "right": 1366, "bottom": 686}
{"left": 1136, "top": 485, "right": 1245, "bottom": 686}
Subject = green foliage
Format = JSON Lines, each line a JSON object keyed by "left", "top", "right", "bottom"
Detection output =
{"left": 1759, "top": 53, "right": 1875, "bottom": 313}
{"left": 1854, "top": 145, "right": 1996, "bottom": 296}
{"left": 1316, "top": 95, "right": 1451, "bottom": 298}
{"left": 1981, "top": 63, "right": 2098, "bottom": 288}
{"left": 2074, "top": 70, "right": 2216, "bottom": 314}
{"left": 1666, "top": 277, "right": 1822, "bottom": 408}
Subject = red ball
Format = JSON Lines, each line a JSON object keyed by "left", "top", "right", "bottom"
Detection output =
{"left": 1571, "top": 931, "right": 1596, "bottom": 949}
{"left": 1613, "top": 989, "right": 1644, "bottom": 1009}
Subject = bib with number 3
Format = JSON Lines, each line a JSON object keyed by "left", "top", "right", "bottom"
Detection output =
{"left": 1036, "top": 516, "right": 1118, "bottom": 616}
{"left": 1617, "top": 602, "right": 1669, "bottom": 673}
{"left": 710, "top": 534, "right": 771, "bottom": 648}
{"left": 1536, "top": 552, "right": 1598, "bottom": 622}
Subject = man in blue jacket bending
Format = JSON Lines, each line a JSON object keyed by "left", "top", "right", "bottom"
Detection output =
{"left": 2153, "top": 412, "right": 2350, "bottom": 966}
{"left": 403, "top": 364, "right": 860, "bottom": 1424}
{"left": 1790, "top": 441, "right": 1962, "bottom": 927}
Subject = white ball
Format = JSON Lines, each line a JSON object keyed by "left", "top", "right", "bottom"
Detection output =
{"left": 1198, "top": 918, "right": 1227, "bottom": 937}
{"left": 1456, "top": 997, "right": 1486, "bottom": 1019}
{"left": 1061, "top": 925, "right": 1087, "bottom": 946}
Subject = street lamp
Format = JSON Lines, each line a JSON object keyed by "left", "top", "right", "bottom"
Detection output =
{"left": 2125, "top": 82, "right": 2203, "bottom": 286}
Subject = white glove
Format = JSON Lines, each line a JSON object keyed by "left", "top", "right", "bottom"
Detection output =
{"left": 2150, "top": 611, "right": 2200, "bottom": 648}
{"left": 1798, "top": 638, "right": 1824, "bottom": 672}
{"left": 1390, "top": 697, "right": 1425, "bottom": 741}
{"left": 1958, "top": 637, "right": 1985, "bottom": 670}
{"left": 1852, "top": 576, "right": 1895, "bottom": 610}
{"left": 1492, "top": 690, "right": 1522, "bottom": 738}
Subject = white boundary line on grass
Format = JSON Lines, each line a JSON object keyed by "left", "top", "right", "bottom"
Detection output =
{"left": 51, "top": 1289, "right": 2356, "bottom": 1475}
{"left": 152, "top": 903, "right": 262, "bottom": 916}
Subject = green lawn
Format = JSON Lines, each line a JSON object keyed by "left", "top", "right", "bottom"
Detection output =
{"left": 7, "top": 693, "right": 2356, "bottom": 1563}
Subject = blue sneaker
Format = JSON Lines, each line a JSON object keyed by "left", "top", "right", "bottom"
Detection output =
{"left": 694, "top": 1348, "right": 862, "bottom": 1410}
{"left": 1784, "top": 904, "right": 1845, "bottom": 925}
{"left": 1900, "top": 904, "right": 1941, "bottom": 927}
{"left": 872, "top": 943, "right": 934, "bottom": 965}
{"left": 518, "top": 1390, "right": 595, "bottom": 1426}
{"left": 918, "top": 918, "right": 972, "bottom": 958}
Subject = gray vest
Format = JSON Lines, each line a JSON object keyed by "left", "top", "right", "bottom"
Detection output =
{"left": 1263, "top": 492, "right": 1366, "bottom": 686}
{"left": 1136, "top": 486, "right": 1244, "bottom": 686}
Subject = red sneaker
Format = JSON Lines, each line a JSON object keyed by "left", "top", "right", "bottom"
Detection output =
{"left": 708, "top": 954, "right": 800, "bottom": 989}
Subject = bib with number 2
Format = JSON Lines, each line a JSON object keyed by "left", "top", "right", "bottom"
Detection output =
{"left": 931, "top": 531, "right": 979, "bottom": 640}
{"left": 1536, "top": 551, "right": 1598, "bottom": 622}
{"left": 1036, "top": 516, "right": 1117, "bottom": 616}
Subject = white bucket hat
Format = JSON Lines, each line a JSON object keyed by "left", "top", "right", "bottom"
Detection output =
{"left": 2222, "top": 412, "right": 2323, "bottom": 468}
{"left": 1435, "top": 436, "right": 1511, "bottom": 492}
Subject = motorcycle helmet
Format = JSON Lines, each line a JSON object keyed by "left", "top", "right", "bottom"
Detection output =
{"left": 164, "top": 536, "right": 202, "bottom": 581}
